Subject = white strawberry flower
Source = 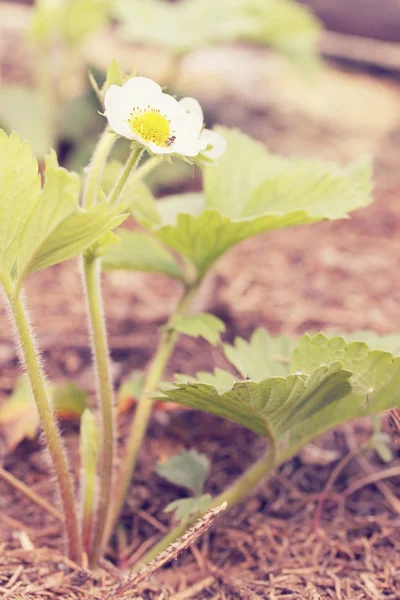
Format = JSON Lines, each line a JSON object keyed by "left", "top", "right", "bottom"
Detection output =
{"left": 104, "top": 76, "right": 226, "bottom": 160}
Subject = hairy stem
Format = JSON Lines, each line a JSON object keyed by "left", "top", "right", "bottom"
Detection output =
{"left": 136, "top": 445, "right": 276, "bottom": 568}
{"left": 81, "top": 137, "right": 145, "bottom": 567}
{"left": 108, "top": 283, "right": 200, "bottom": 538}
{"left": 5, "top": 287, "right": 81, "bottom": 563}
{"left": 108, "top": 146, "right": 145, "bottom": 206}
{"left": 83, "top": 128, "right": 117, "bottom": 209}
{"left": 82, "top": 257, "right": 115, "bottom": 567}
{"left": 128, "top": 156, "right": 163, "bottom": 186}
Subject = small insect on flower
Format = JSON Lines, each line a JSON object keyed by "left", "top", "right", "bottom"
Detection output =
{"left": 166, "top": 135, "right": 176, "bottom": 147}
{"left": 104, "top": 76, "right": 226, "bottom": 160}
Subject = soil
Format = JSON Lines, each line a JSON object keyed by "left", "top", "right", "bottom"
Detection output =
{"left": 2, "top": 3, "right": 400, "bottom": 599}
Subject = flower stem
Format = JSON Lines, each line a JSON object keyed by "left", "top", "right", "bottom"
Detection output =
{"left": 135, "top": 445, "right": 276, "bottom": 569}
{"left": 81, "top": 138, "right": 146, "bottom": 567}
{"left": 128, "top": 156, "right": 163, "bottom": 185}
{"left": 108, "top": 146, "right": 145, "bottom": 206}
{"left": 5, "top": 287, "right": 81, "bottom": 563}
{"left": 107, "top": 283, "right": 200, "bottom": 539}
{"left": 83, "top": 127, "right": 117, "bottom": 209}
{"left": 82, "top": 257, "right": 115, "bottom": 568}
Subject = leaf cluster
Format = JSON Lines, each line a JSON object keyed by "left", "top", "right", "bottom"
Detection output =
{"left": 159, "top": 332, "right": 400, "bottom": 465}
{"left": 104, "top": 127, "right": 373, "bottom": 282}
{"left": 0, "top": 131, "right": 127, "bottom": 293}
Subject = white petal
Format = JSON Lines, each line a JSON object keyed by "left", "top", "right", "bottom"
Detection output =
{"left": 173, "top": 138, "right": 207, "bottom": 158}
{"left": 122, "top": 76, "right": 162, "bottom": 98}
{"left": 179, "top": 97, "right": 203, "bottom": 137}
{"left": 158, "top": 93, "right": 185, "bottom": 119}
{"left": 147, "top": 141, "right": 175, "bottom": 155}
{"left": 199, "top": 129, "right": 226, "bottom": 159}
{"left": 104, "top": 85, "right": 135, "bottom": 139}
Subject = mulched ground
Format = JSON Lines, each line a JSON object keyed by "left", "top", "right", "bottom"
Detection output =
{"left": 2, "top": 4, "right": 400, "bottom": 597}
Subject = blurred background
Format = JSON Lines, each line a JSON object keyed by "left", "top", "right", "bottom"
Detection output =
{"left": 1, "top": 0, "right": 400, "bottom": 388}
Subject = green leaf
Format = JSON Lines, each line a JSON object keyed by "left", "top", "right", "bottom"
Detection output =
{"left": 171, "top": 313, "right": 225, "bottom": 345}
{"left": 0, "top": 132, "right": 128, "bottom": 286}
{"left": 224, "top": 328, "right": 295, "bottom": 380}
{"left": 164, "top": 494, "right": 212, "bottom": 524}
{"left": 30, "top": 0, "right": 110, "bottom": 48}
{"left": 140, "top": 128, "right": 372, "bottom": 277}
{"left": 370, "top": 431, "right": 393, "bottom": 463}
{"left": 0, "top": 375, "right": 40, "bottom": 453}
{"left": 102, "top": 228, "right": 183, "bottom": 280}
{"left": 86, "top": 231, "right": 121, "bottom": 260}
{"left": 284, "top": 334, "right": 400, "bottom": 461}
{"left": 0, "top": 86, "right": 52, "bottom": 157}
{"left": 159, "top": 363, "right": 352, "bottom": 441}
{"left": 117, "top": 369, "right": 145, "bottom": 414}
{"left": 174, "top": 368, "right": 237, "bottom": 393}
{"left": 115, "top": 0, "right": 320, "bottom": 69}
{"left": 339, "top": 331, "right": 400, "bottom": 356}
{"left": 156, "top": 449, "right": 210, "bottom": 496}
{"left": 51, "top": 383, "right": 88, "bottom": 421}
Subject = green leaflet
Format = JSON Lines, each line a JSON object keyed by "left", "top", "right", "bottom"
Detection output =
{"left": 160, "top": 333, "right": 400, "bottom": 466}
{"left": 170, "top": 314, "right": 225, "bottom": 345}
{"left": 124, "top": 128, "right": 372, "bottom": 278}
{"left": 102, "top": 228, "right": 183, "bottom": 280}
{"left": 30, "top": 0, "right": 111, "bottom": 48}
{"left": 281, "top": 334, "right": 400, "bottom": 461}
{"left": 164, "top": 494, "right": 213, "bottom": 524}
{"left": 0, "top": 132, "right": 127, "bottom": 289}
{"left": 174, "top": 369, "right": 238, "bottom": 394}
{"left": 156, "top": 449, "right": 210, "bottom": 496}
{"left": 159, "top": 362, "right": 352, "bottom": 440}
{"left": 224, "top": 328, "right": 295, "bottom": 380}
{"left": 115, "top": 0, "right": 321, "bottom": 70}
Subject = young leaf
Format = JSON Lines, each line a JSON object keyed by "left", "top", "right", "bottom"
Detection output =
{"left": 370, "top": 432, "right": 393, "bottom": 463}
{"left": 223, "top": 328, "right": 295, "bottom": 380}
{"left": 136, "top": 128, "right": 372, "bottom": 277}
{"left": 164, "top": 494, "right": 212, "bottom": 524}
{"left": 79, "top": 409, "right": 99, "bottom": 552}
{"left": 170, "top": 314, "right": 225, "bottom": 345}
{"left": 0, "top": 132, "right": 127, "bottom": 287}
{"left": 156, "top": 449, "right": 210, "bottom": 496}
{"left": 102, "top": 229, "right": 183, "bottom": 280}
{"left": 0, "top": 376, "right": 40, "bottom": 453}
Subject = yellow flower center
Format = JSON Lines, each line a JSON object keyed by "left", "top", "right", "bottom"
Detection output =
{"left": 128, "top": 108, "right": 171, "bottom": 147}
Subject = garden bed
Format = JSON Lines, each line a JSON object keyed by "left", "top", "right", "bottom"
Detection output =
{"left": 1, "top": 3, "right": 400, "bottom": 598}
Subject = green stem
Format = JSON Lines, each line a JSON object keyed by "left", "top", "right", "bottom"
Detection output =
{"left": 136, "top": 445, "right": 276, "bottom": 569}
{"left": 128, "top": 156, "right": 163, "bottom": 185}
{"left": 5, "top": 287, "right": 81, "bottom": 563}
{"left": 83, "top": 128, "right": 118, "bottom": 209}
{"left": 82, "top": 257, "right": 115, "bottom": 568}
{"left": 107, "top": 283, "right": 200, "bottom": 539}
{"left": 80, "top": 132, "right": 144, "bottom": 567}
{"left": 108, "top": 146, "right": 145, "bottom": 206}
